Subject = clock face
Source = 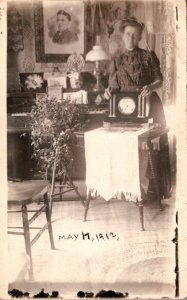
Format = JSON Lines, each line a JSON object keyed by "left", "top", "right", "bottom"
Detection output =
{"left": 118, "top": 97, "right": 136, "bottom": 115}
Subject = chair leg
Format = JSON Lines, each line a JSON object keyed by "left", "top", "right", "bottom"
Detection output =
{"left": 59, "top": 178, "right": 62, "bottom": 201}
{"left": 138, "top": 201, "right": 145, "bottom": 231}
{"left": 21, "top": 204, "right": 34, "bottom": 280}
{"left": 84, "top": 190, "right": 91, "bottom": 222}
{"left": 66, "top": 169, "right": 85, "bottom": 207}
{"left": 49, "top": 159, "right": 57, "bottom": 213}
{"left": 44, "top": 193, "right": 55, "bottom": 249}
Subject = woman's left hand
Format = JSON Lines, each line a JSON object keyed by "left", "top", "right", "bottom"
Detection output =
{"left": 140, "top": 85, "right": 153, "bottom": 98}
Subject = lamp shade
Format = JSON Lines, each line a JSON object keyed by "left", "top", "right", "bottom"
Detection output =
{"left": 85, "top": 45, "right": 110, "bottom": 61}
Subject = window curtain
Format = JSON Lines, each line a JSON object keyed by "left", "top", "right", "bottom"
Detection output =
{"left": 134, "top": 1, "right": 176, "bottom": 105}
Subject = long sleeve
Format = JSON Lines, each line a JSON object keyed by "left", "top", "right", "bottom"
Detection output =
{"left": 150, "top": 51, "right": 163, "bottom": 83}
{"left": 108, "top": 59, "right": 120, "bottom": 91}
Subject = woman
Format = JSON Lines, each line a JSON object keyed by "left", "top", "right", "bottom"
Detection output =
{"left": 52, "top": 10, "right": 78, "bottom": 44}
{"left": 106, "top": 17, "right": 171, "bottom": 199}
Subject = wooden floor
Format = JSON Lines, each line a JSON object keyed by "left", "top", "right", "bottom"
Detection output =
{"left": 8, "top": 178, "right": 177, "bottom": 298}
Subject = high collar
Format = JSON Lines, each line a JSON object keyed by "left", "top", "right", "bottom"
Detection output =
{"left": 57, "top": 28, "right": 69, "bottom": 35}
{"left": 123, "top": 47, "right": 139, "bottom": 55}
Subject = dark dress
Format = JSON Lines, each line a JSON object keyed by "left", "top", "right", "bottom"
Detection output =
{"left": 52, "top": 29, "right": 78, "bottom": 44}
{"left": 108, "top": 47, "right": 171, "bottom": 200}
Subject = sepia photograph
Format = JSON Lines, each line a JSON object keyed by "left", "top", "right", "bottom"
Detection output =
{"left": 0, "top": 0, "right": 187, "bottom": 299}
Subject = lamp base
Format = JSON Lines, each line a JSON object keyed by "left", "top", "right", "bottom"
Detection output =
{"left": 92, "top": 85, "right": 105, "bottom": 92}
{"left": 93, "top": 72, "right": 105, "bottom": 92}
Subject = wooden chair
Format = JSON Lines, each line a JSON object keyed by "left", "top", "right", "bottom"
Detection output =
{"left": 48, "top": 150, "right": 85, "bottom": 213}
{"left": 8, "top": 180, "right": 55, "bottom": 280}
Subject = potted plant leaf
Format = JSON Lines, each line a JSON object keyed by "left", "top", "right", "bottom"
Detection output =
{"left": 30, "top": 95, "right": 86, "bottom": 208}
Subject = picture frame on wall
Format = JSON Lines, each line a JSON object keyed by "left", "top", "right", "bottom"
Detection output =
{"left": 34, "top": 0, "right": 85, "bottom": 62}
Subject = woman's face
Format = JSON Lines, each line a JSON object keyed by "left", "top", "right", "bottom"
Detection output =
{"left": 57, "top": 14, "right": 69, "bottom": 32}
{"left": 122, "top": 25, "right": 142, "bottom": 50}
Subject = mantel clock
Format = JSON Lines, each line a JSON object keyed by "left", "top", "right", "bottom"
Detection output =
{"left": 104, "top": 91, "right": 150, "bottom": 125}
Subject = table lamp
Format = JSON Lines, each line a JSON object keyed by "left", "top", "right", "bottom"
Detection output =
{"left": 85, "top": 36, "right": 110, "bottom": 91}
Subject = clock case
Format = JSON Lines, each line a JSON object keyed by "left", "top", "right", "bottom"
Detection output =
{"left": 104, "top": 91, "right": 150, "bottom": 124}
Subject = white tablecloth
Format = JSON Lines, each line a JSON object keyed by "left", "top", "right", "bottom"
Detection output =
{"left": 85, "top": 127, "right": 149, "bottom": 202}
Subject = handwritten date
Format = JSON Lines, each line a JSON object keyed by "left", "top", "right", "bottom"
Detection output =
{"left": 59, "top": 232, "right": 119, "bottom": 241}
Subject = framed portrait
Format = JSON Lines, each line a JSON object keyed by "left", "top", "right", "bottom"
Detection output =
{"left": 34, "top": 0, "right": 85, "bottom": 62}
{"left": 19, "top": 72, "right": 47, "bottom": 92}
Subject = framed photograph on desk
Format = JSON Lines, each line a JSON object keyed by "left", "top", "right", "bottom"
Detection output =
{"left": 19, "top": 73, "right": 47, "bottom": 93}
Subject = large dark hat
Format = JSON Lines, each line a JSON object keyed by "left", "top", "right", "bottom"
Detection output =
{"left": 119, "top": 17, "right": 145, "bottom": 33}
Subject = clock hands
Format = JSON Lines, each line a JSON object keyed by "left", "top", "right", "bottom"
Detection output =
{"left": 118, "top": 97, "right": 135, "bottom": 115}
{"left": 123, "top": 104, "right": 129, "bottom": 112}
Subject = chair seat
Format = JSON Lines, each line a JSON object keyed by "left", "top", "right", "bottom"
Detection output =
{"left": 8, "top": 180, "right": 49, "bottom": 205}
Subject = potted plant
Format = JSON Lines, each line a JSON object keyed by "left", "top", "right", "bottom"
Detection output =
{"left": 30, "top": 95, "right": 85, "bottom": 181}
